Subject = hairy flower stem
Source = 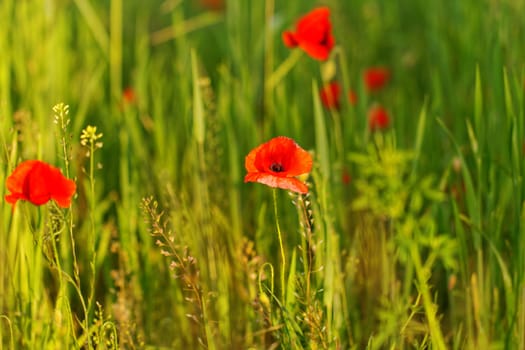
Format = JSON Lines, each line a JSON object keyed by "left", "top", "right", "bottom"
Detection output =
{"left": 53, "top": 103, "right": 89, "bottom": 346}
{"left": 53, "top": 103, "right": 71, "bottom": 178}
{"left": 80, "top": 125, "right": 103, "bottom": 348}
{"left": 87, "top": 134, "right": 97, "bottom": 336}
{"left": 50, "top": 219, "right": 65, "bottom": 322}
{"left": 53, "top": 104, "right": 81, "bottom": 284}
{"left": 273, "top": 189, "right": 286, "bottom": 302}
{"left": 410, "top": 243, "right": 447, "bottom": 350}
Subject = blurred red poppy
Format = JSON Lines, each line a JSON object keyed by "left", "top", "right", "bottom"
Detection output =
{"left": 282, "top": 7, "right": 335, "bottom": 61}
{"left": 448, "top": 181, "right": 465, "bottom": 202}
{"left": 122, "top": 87, "right": 136, "bottom": 105}
{"left": 320, "top": 82, "right": 341, "bottom": 110}
{"left": 5, "top": 160, "right": 76, "bottom": 208}
{"left": 342, "top": 168, "right": 351, "bottom": 185}
{"left": 199, "top": 0, "right": 224, "bottom": 11}
{"left": 244, "top": 136, "right": 312, "bottom": 194}
{"left": 368, "top": 105, "right": 390, "bottom": 131}
{"left": 348, "top": 89, "right": 358, "bottom": 105}
{"left": 364, "top": 67, "right": 390, "bottom": 92}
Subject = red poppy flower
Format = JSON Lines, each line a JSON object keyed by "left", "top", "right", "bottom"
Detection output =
{"left": 320, "top": 81, "right": 341, "bottom": 110}
{"left": 199, "top": 0, "right": 224, "bottom": 11}
{"left": 364, "top": 67, "right": 390, "bottom": 92}
{"left": 448, "top": 181, "right": 465, "bottom": 202}
{"left": 348, "top": 89, "right": 358, "bottom": 105}
{"left": 368, "top": 105, "right": 390, "bottom": 131}
{"left": 342, "top": 168, "right": 351, "bottom": 185}
{"left": 282, "top": 7, "right": 335, "bottom": 61}
{"left": 5, "top": 160, "right": 76, "bottom": 208}
{"left": 244, "top": 136, "right": 312, "bottom": 194}
{"left": 122, "top": 87, "right": 136, "bottom": 105}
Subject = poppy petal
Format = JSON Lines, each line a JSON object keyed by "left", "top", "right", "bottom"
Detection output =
{"left": 26, "top": 163, "right": 52, "bottom": 205}
{"left": 282, "top": 31, "right": 298, "bottom": 48}
{"left": 320, "top": 82, "right": 341, "bottom": 109}
{"left": 47, "top": 165, "right": 76, "bottom": 208}
{"left": 5, "top": 193, "right": 24, "bottom": 205}
{"left": 296, "top": 7, "right": 331, "bottom": 42}
{"left": 245, "top": 143, "right": 265, "bottom": 173}
{"left": 348, "top": 90, "right": 358, "bottom": 105}
{"left": 299, "top": 34, "right": 334, "bottom": 61}
{"left": 283, "top": 7, "right": 334, "bottom": 61}
{"left": 5, "top": 160, "right": 39, "bottom": 195}
{"left": 249, "top": 136, "right": 290, "bottom": 174}
{"left": 4, "top": 160, "right": 76, "bottom": 207}
{"left": 283, "top": 147, "right": 312, "bottom": 176}
{"left": 368, "top": 105, "right": 391, "bottom": 131}
{"left": 364, "top": 67, "right": 390, "bottom": 92}
{"left": 252, "top": 136, "right": 311, "bottom": 176}
{"left": 244, "top": 173, "right": 309, "bottom": 194}
{"left": 244, "top": 136, "right": 312, "bottom": 194}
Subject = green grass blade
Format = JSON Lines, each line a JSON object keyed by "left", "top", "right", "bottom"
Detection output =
{"left": 312, "top": 80, "right": 330, "bottom": 181}
{"left": 73, "top": 0, "right": 109, "bottom": 55}
{"left": 411, "top": 98, "right": 428, "bottom": 176}
{"left": 191, "top": 50, "right": 206, "bottom": 145}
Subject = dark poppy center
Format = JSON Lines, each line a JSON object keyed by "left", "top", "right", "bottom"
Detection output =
{"left": 270, "top": 163, "right": 284, "bottom": 172}
{"left": 319, "top": 31, "right": 329, "bottom": 46}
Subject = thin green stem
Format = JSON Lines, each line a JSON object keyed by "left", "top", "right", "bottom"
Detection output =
{"left": 297, "top": 194, "right": 312, "bottom": 304}
{"left": 49, "top": 219, "right": 65, "bottom": 327}
{"left": 79, "top": 125, "right": 103, "bottom": 349}
{"left": 53, "top": 103, "right": 81, "bottom": 290}
{"left": 87, "top": 138, "right": 97, "bottom": 343}
{"left": 265, "top": 49, "right": 302, "bottom": 92}
{"left": 410, "top": 243, "right": 447, "bottom": 350}
{"left": 54, "top": 103, "right": 89, "bottom": 348}
{"left": 272, "top": 189, "right": 286, "bottom": 302}
{"left": 0, "top": 315, "right": 15, "bottom": 349}
{"left": 258, "top": 262, "right": 275, "bottom": 300}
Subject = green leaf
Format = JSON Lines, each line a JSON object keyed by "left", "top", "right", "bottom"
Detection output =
{"left": 191, "top": 50, "right": 205, "bottom": 145}
{"left": 312, "top": 79, "right": 330, "bottom": 181}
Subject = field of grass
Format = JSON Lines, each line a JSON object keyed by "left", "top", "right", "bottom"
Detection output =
{"left": 1, "top": 0, "right": 525, "bottom": 349}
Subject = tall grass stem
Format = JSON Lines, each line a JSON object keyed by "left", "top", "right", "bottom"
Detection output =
{"left": 265, "top": 50, "right": 302, "bottom": 92}
{"left": 272, "top": 189, "right": 286, "bottom": 302}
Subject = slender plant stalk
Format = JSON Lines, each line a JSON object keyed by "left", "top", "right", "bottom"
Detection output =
{"left": 49, "top": 214, "right": 67, "bottom": 341}
{"left": 296, "top": 194, "right": 313, "bottom": 304}
{"left": 53, "top": 104, "right": 82, "bottom": 287}
{"left": 80, "top": 125, "right": 104, "bottom": 349}
{"left": 265, "top": 49, "right": 302, "bottom": 92}
{"left": 86, "top": 132, "right": 97, "bottom": 343}
{"left": 272, "top": 189, "right": 286, "bottom": 302}
{"left": 410, "top": 243, "right": 447, "bottom": 350}
{"left": 0, "top": 315, "right": 15, "bottom": 349}
{"left": 110, "top": 0, "right": 122, "bottom": 104}
{"left": 53, "top": 103, "right": 90, "bottom": 347}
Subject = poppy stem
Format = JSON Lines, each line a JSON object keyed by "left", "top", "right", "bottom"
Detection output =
{"left": 265, "top": 49, "right": 302, "bottom": 92}
{"left": 272, "top": 188, "right": 286, "bottom": 302}
{"left": 48, "top": 217, "right": 68, "bottom": 332}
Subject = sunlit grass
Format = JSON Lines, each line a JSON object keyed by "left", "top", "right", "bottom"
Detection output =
{"left": 1, "top": 0, "right": 525, "bottom": 348}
